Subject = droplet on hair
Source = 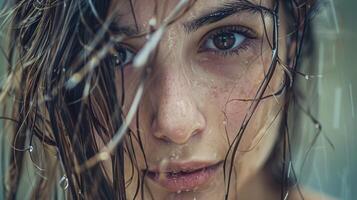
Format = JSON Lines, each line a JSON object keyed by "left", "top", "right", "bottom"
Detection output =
{"left": 28, "top": 146, "right": 33, "bottom": 153}
{"left": 44, "top": 94, "right": 51, "bottom": 101}
{"left": 66, "top": 73, "right": 81, "bottom": 89}
{"left": 99, "top": 152, "right": 110, "bottom": 161}
{"left": 59, "top": 175, "right": 69, "bottom": 190}
{"left": 315, "top": 123, "right": 321, "bottom": 130}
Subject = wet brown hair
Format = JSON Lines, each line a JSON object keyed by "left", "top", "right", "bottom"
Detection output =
{"left": 0, "top": 0, "right": 321, "bottom": 199}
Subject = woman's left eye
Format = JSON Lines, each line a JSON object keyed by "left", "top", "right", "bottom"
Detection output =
{"left": 114, "top": 46, "right": 136, "bottom": 67}
{"left": 199, "top": 26, "right": 254, "bottom": 55}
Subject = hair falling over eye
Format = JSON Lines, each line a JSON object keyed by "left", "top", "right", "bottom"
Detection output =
{"left": 0, "top": 0, "right": 326, "bottom": 199}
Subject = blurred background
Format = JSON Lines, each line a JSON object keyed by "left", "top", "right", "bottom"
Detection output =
{"left": 300, "top": 0, "right": 357, "bottom": 199}
{"left": 0, "top": 0, "right": 356, "bottom": 199}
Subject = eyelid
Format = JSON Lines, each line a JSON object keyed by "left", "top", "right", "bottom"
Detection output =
{"left": 197, "top": 25, "right": 257, "bottom": 54}
{"left": 198, "top": 25, "right": 257, "bottom": 47}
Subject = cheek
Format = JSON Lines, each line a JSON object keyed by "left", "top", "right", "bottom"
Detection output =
{"left": 208, "top": 67, "right": 263, "bottom": 140}
{"left": 207, "top": 57, "right": 283, "bottom": 151}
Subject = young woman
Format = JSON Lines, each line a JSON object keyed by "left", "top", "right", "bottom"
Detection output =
{"left": 0, "top": 0, "right": 333, "bottom": 199}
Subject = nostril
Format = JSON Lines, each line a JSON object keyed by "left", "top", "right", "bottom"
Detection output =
{"left": 153, "top": 129, "right": 201, "bottom": 144}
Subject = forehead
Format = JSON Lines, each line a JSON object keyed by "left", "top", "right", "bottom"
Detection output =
{"left": 110, "top": 0, "right": 273, "bottom": 30}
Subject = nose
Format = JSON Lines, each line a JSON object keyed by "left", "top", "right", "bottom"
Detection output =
{"left": 150, "top": 67, "right": 206, "bottom": 144}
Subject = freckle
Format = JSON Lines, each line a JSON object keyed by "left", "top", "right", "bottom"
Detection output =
{"left": 167, "top": 30, "right": 176, "bottom": 50}
{"left": 210, "top": 86, "right": 219, "bottom": 98}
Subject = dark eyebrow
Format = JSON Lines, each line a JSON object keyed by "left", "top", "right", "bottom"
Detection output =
{"left": 183, "top": 0, "right": 274, "bottom": 33}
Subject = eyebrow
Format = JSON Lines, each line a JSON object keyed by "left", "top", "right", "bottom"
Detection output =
{"left": 183, "top": 0, "right": 274, "bottom": 33}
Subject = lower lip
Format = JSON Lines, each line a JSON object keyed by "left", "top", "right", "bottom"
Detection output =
{"left": 146, "top": 162, "right": 222, "bottom": 192}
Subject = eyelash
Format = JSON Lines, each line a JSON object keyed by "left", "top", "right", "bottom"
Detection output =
{"left": 198, "top": 25, "right": 257, "bottom": 57}
{"left": 112, "top": 25, "right": 257, "bottom": 68}
{"left": 112, "top": 44, "right": 136, "bottom": 68}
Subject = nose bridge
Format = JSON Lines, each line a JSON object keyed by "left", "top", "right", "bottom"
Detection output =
{"left": 150, "top": 60, "right": 205, "bottom": 144}
{"left": 158, "top": 69, "right": 192, "bottom": 122}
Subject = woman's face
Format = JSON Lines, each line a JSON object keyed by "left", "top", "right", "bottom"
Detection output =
{"left": 110, "top": 0, "right": 288, "bottom": 199}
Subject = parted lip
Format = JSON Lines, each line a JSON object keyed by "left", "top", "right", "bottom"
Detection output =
{"left": 144, "top": 161, "right": 223, "bottom": 192}
{"left": 148, "top": 160, "right": 222, "bottom": 173}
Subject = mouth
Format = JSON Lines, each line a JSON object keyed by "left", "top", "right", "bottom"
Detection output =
{"left": 145, "top": 161, "right": 223, "bottom": 192}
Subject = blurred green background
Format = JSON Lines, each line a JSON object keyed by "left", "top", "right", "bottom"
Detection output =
{"left": 301, "top": 0, "right": 357, "bottom": 199}
{"left": 0, "top": 0, "right": 356, "bottom": 199}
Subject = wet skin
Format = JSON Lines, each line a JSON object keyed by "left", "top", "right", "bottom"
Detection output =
{"left": 107, "top": 0, "right": 291, "bottom": 199}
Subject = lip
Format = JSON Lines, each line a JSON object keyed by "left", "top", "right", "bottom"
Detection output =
{"left": 145, "top": 161, "right": 222, "bottom": 192}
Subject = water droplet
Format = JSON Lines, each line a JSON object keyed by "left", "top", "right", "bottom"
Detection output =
{"left": 59, "top": 175, "right": 69, "bottom": 190}
{"left": 315, "top": 123, "right": 321, "bottom": 129}
{"left": 44, "top": 94, "right": 51, "bottom": 101}
{"left": 114, "top": 54, "right": 121, "bottom": 65}
{"left": 28, "top": 146, "right": 33, "bottom": 152}
{"left": 149, "top": 17, "right": 157, "bottom": 27}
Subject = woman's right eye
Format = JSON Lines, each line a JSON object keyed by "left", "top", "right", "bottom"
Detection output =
{"left": 114, "top": 46, "right": 136, "bottom": 67}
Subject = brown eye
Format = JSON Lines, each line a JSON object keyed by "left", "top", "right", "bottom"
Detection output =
{"left": 200, "top": 26, "right": 248, "bottom": 55}
{"left": 213, "top": 32, "right": 236, "bottom": 50}
{"left": 114, "top": 46, "right": 135, "bottom": 67}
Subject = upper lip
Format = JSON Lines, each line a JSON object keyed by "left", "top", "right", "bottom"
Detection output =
{"left": 146, "top": 161, "right": 222, "bottom": 173}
